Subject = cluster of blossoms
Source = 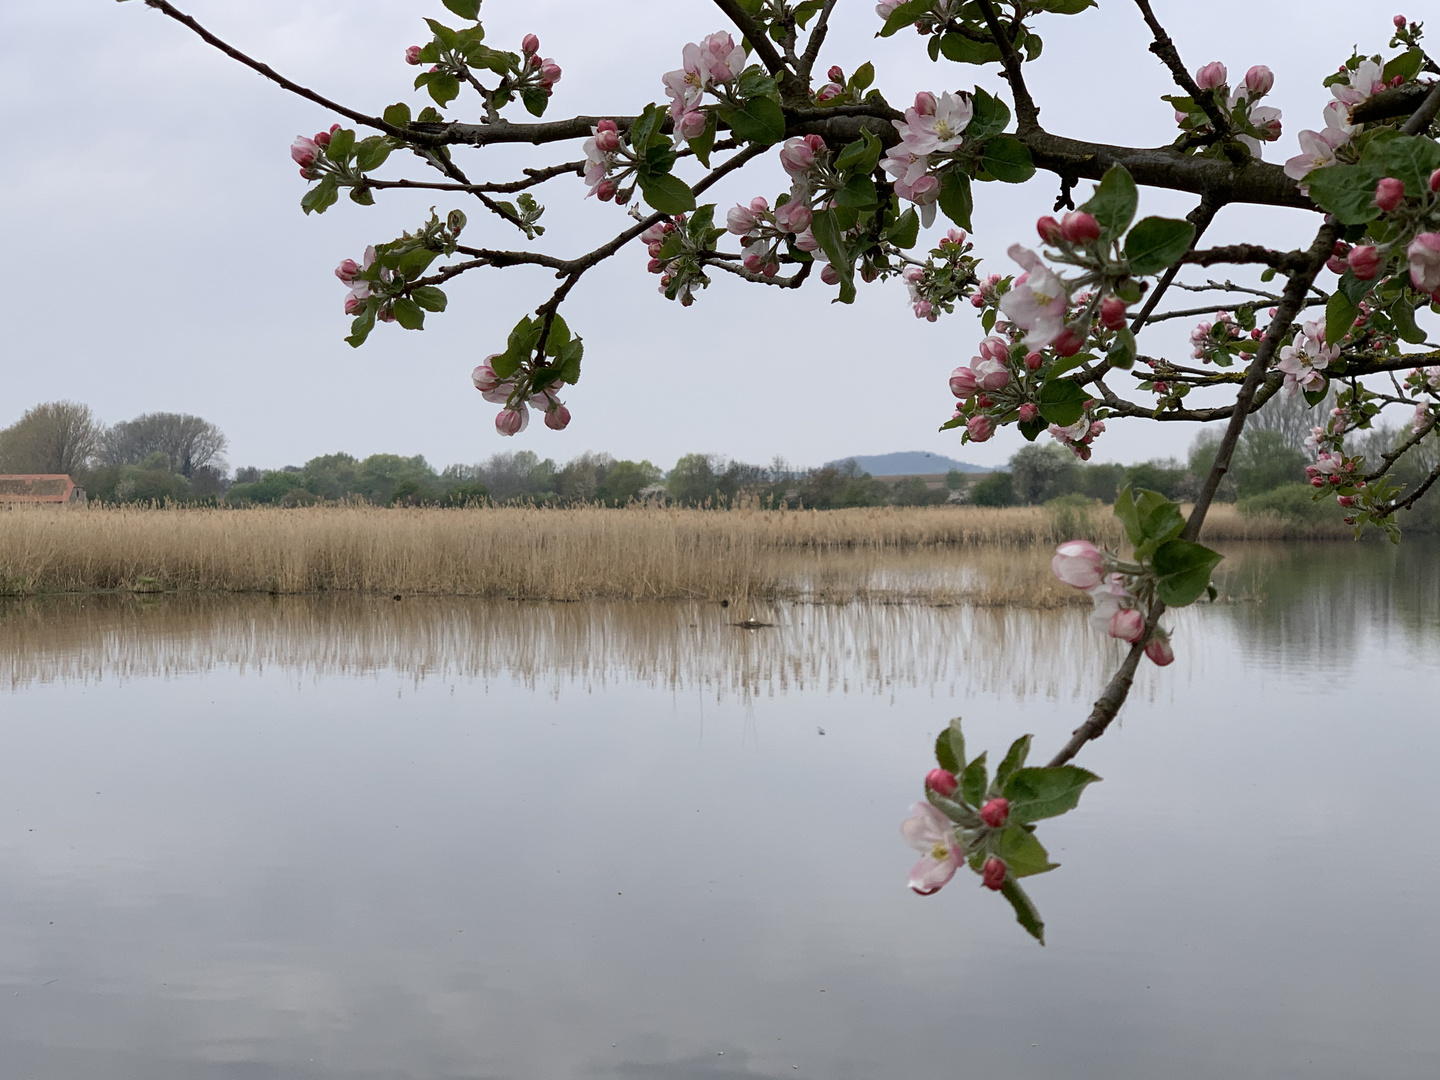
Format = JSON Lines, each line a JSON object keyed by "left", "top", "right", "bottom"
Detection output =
{"left": 1404, "top": 366, "right": 1440, "bottom": 432}
{"left": 901, "top": 779, "right": 1013, "bottom": 897}
{"left": 1175, "top": 62, "right": 1283, "bottom": 157}
{"left": 724, "top": 138, "right": 831, "bottom": 277}
{"left": 1275, "top": 314, "right": 1339, "bottom": 397}
{"left": 1189, "top": 310, "right": 1248, "bottom": 364}
{"left": 662, "top": 30, "right": 745, "bottom": 134}
{"left": 1048, "top": 410, "right": 1106, "bottom": 461}
{"left": 902, "top": 229, "right": 978, "bottom": 321}
{"left": 1051, "top": 541, "right": 1175, "bottom": 665}
{"left": 881, "top": 91, "right": 974, "bottom": 226}
{"left": 291, "top": 124, "right": 344, "bottom": 180}
{"left": 407, "top": 33, "right": 560, "bottom": 102}
{"left": 1284, "top": 45, "right": 1405, "bottom": 187}
{"left": 581, "top": 119, "right": 629, "bottom": 202}
{"left": 471, "top": 359, "right": 570, "bottom": 436}
{"left": 336, "top": 246, "right": 387, "bottom": 318}
{"left": 875, "top": 0, "right": 960, "bottom": 35}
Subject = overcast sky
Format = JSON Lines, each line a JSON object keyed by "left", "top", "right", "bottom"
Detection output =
{"left": 0, "top": 1, "right": 1402, "bottom": 472}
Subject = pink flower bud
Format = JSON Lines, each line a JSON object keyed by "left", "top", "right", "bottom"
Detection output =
{"left": 914, "top": 91, "right": 937, "bottom": 115}
{"left": 775, "top": 200, "right": 812, "bottom": 233}
{"left": 314, "top": 129, "right": 332, "bottom": 148}
{"left": 1395, "top": 14, "right": 1408, "bottom": 28}
{"left": 913, "top": 299, "right": 933, "bottom": 320}
{"left": 1025, "top": 352, "right": 1044, "bottom": 371}
{"left": 1108, "top": 608, "right": 1145, "bottom": 643}
{"left": 828, "top": 65, "right": 845, "bottom": 83}
{"left": 1145, "top": 636, "right": 1175, "bottom": 667}
{"left": 1430, "top": 168, "right": 1440, "bottom": 193}
{"left": 595, "top": 127, "right": 621, "bottom": 153}
{"left": 647, "top": 258, "right": 664, "bottom": 274}
{"left": 980, "top": 798, "right": 1010, "bottom": 828}
{"left": 975, "top": 394, "right": 993, "bottom": 409}
{"left": 290, "top": 136, "right": 319, "bottom": 168}
{"left": 472, "top": 361, "right": 502, "bottom": 393}
{"left": 343, "top": 293, "right": 367, "bottom": 316}
{"left": 949, "top": 366, "right": 978, "bottom": 399}
{"left": 679, "top": 110, "right": 708, "bottom": 139}
{"left": 1337, "top": 494, "right": 1356, "bottom": 508}
{"left": 594, "top": 179, "right": 617, "bottom": 202}
{"left": 1310, "top": 476, "right": 1326, "bottom": 488}
{"left": 1100, "top": 296, "right": 1128, "bottom": 330}
{"left": 1052, "top": 539, "right": 1104, "bottom": 589}
{"left": 1347, "top": 245, "right": 1381, "bottom": 280}
{"left": 926, "top": 768, "right": 958, "bottom": 797}
{"left": 544, "top": 403, "right": 571, "bottom": 431}
{"left": 982, "top": 857, "right": 1006, "bottom": 891}
{"left": 495, "top": 408, "right": 528, "bottom": 437}
{"left": 1016, "top": 403, "right": 1039, "bottom": 423}
{"left": 539, "top": 61, "right": 562, "bottom": 87}
{"left": 335, "top": 258, "right": 360, "bottom": 283}
{"left": 405, "top": 46, "right": 422, "bottom": 66}
{"left": 522, "top": 33, "right": 540, "bottom": 56}
{"left": 596, "top": 118, "right": 619, "bottom": 135}
{"left": 1052, "top": 325, "right": 1087, "bottom": 357}
{"left": 1375, "top": 177, "right": 1405, "bottom": 212}
{"left": 1061, "top": 212, "right": 1102, "bottom": 244}
{"left": 779, "top": 137, "right": 817, "bottom": 176}
{"left": 1244, "top": 65, "right": 1274, "bottom": 97}
{"left": 1195, "top": 61, "right": 1228, "bottom": 91}
{"left": 1326, "top": 255, "right": 1348, "bottom": 275}
{"left": 820, "top": 263, "right": 841, "bottom": 286}
{"left": 1035, "top": 215, "right": 1063, "bottom": 244}
{"left": 726, "top": 204, "right": 759, "bottom": 235}
{"left": 966, "top": 415, "right": 995, "bottom": 443}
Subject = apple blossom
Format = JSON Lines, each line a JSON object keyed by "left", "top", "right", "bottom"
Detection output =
{"left": 926, "top": 768, "right": 959, "bottom": 797}
{"left": 1277, "top": 316, "right": 1339, "bottom": 396}
{"left": 892, "top": 90, "right": 972, "bottom": 155}
{"left": 521, "top": 33, "right": 540, "bottom": 56}
{"left": 966, "top": 415, "right": 995, "bottom": 442}
{"left": 290, "top": 136, "right": 320, "bottom": 168}
{"left": 1060, "top": 211, "right": 1101, "bottom": 244}
{"left": 1431, "top": 168, "right": 1440, "bottom": 192}
{"left": 1145, "top": 636, "right": 1176, "bottom": 667}
{"left": 1408, "top": 233, "right": 1440, "bottom": 295}
{"left": 1000, "top": 246, "right": 1069, "bottom": 350}
{"left": 1052, "top": 540, "right": 1105, "bottom": 589}
{"left": 405, "top": 45, "right": 422, "bottom": 66}
{"left": 472, "top": 360, "right": 503, "bottom": 394}
{"left": 982, "top": 857, "right": 1007, "bottom": 891}
{"left": 678, "top": 110, "right": 707, "bottom": 139}
{"left": 543, "top": 403, "right": 571, "bottom": 431}
{"left": 973, "top": 357, "right": 1011, "bottom": 391}
{"left": 1035, "top": 215, "right": 1063, "bottom": 244}
{"left": 1396, "top": 14, "right": 1409, "bottom": 27}
{"left": 1284, "top": 129, "right": 1343, "bottom": 184}
{"left": 1101, "top": 296, "right": 1128, "bottom": 330}
{"left": 1109, "top": 607, "right": 1145, "bottom": 643}
{"left": 949, "top": 366, "right": 978, "bottom": 398}
{"left": 1331, "top": 59, "right": 1385, "bottom": 106}
{"left": 1195, "top": 61, "right": 1228, "bottom": 91}
{"left": 1025, "top": 352, "right": 1043, "bottom": 371}
{"left": 1244, "top": 65, "right": 1275, "bottom": 97}
{"left": 1018, "top": 403, "right": 1040, "bottom": 423}
{"left": 980, "top": 798, "right": 1010, "bottom": 828}
{"left": 1375, "top": 177, "right": 1405, "bottom": 212}
{"left": 495, "top": 408, "right": 528, "bottom": 436}
{"left": 901, "top": 802, "right": 962, "bottom": 896}
{"left": 335, "top": 259, "right": 360, "bottom": 283}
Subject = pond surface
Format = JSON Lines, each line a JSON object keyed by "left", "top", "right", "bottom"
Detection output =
{"left": 1, "top": 543, "right": 1438, "bottom": 1079}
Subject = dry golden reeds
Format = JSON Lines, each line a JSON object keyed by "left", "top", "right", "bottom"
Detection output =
{"left": 0, "top": 502, "right": 1349, "bottom": 603}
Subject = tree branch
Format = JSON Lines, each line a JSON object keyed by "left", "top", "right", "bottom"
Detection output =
{"left": 797, "top": 0, "right": 840, "bottom": 82}
{"left": 711, "top": 0, "right": 788, "bottom": 76}
{"left": 973, "top": 0, "right": 1039, "bottom": 131}
{"left": 1130, "top": 0, "right": 1230, "bottom": 137}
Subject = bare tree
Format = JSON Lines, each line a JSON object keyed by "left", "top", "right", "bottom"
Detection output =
{"left": 99, "top": 412, "right": 228, "bottom": 477}
{"left": 0, "top": 401, "right": 102, "bottom": 475}
{"left": 1247, "top": 387, "right": 1332, "bottom": 454}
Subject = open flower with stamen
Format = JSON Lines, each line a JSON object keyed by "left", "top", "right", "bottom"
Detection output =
{"left": 901, "top": 802, "right": 962, "bottom": 896}
{"left": 1000, "top": 246, "right": 1069, "bottom": 350}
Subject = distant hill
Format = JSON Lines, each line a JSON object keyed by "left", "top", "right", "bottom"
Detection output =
{"left": 825, "top": 451, "right": 992, "bottom": 476}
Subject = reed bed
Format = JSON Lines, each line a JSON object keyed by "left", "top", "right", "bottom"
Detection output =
{"left": 0, "top": 502, "right": 1349, "bottom": 604}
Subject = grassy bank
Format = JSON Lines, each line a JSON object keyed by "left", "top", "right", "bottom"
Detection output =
{"left": 0, "top": 503, "right": 1354, "bottom": 603}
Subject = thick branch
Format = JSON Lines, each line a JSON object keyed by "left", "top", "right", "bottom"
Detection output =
{"left": 797, "top": 0, "right": 840, "bottom": 82}
{"left": 1351, "top": 82, "right": 1435, "bottom": 125}
{"left": 1182, "top": 245, "right": 1308, "bottom": 271}
{"left": 974, "top": 0, "right": 1039, "bottom": 130}
{"left": 711, "top": 0, "right": 788, "bottom": 76}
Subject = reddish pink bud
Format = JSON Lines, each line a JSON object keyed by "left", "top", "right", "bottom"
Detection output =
{"left": 343, "top": 293, "right": 367, "bottom": 316}
{"left": 596, "top": 118, "right": 619, "bottom": 135}
{"left": 966, "top": 415, "right": 995, "bottom": 443}
{"left": 975, "top": 394, "right": 993, "bottom": 409}
{"left": 647, "top": 258, "right": 665, "bottom": 274}
{"left": 1244, "top": 65, "right": 1275, "bottom": 97}
{"left": 314, "top": 129, "right": 332, "bottom": 148}
{"left": 926, "top": 768, "right": 958, "bottom": 797}
{"left": 405, "top": 45, "right": 422, "bottom": 66}
{"left": 1430, "top": 167, "right": 1440, "bottom": 192}
{"left": 1100, "top": 296, "right": 1128, "bottom": 330}
{"left": 828, "top": 65, "right": 845, "bottom": 83}
{"left": 1018, "top": 403, "right": 1040, "bottom": 423}
{"left": 472, "top": 361, "right": 502, "bottom": 393}
{"left": 970, "top": 293, "right": 986, "bottom": 308}
{"left": 980, "top": 798, "right": 1010, "bottom": 828}
{"left": 1061, "top": 212, "right": 1101, "bottom": 244}
{"left": 1145, "top": 636, "right": 1175, "bottom": 667}
{"left": 1052, "top": 326, "right": 1086, "bottom": 357}
{"left": 1036, "top": 215, "right": 1063, "bottom": 244}
{"left": 1395, "top": 14, "right": 1408, "bottom": 28}
{"left": 335, "top": 258, "right": 360, "bottom": 283}
{"left": 377, "top": 304, "right": 396, "bottom": 323}
{"left": 596, "top": 127, "right": 621, "bottom": 153}
{"left": 1195, "top": 61, "right": 1228, "bottom": 91}
{"left": 540, "top": 61, "right": 562, "bottom": 87}
{"left": 544, "top": 403, "right": 571, "bottom": 431}
{"left": 522, "top": 33, "right": 540, "bottom": 56}
{"left": 290, "top": 136, "right": 319, "bottom": 168}
{"left": 1338, "top": 494, "right": 1357, "bottom": 507}
{"left": 495, "top": 408, "right": 527, "bottom": 436}
{"left": 1025, "top": 351, "right": 1044, "bottom": 371}
{"left": 949, "top": 366, "right": 978, "bottom": 398}
{"left": 913, "top": 91, "right": 937, "bottom": 115}
{"left": 820, "top": 263, "right": 841, "bottom": 286}
{"left": 982, "top": 857, "right": 1006, "bottom": 891}
{"left": 1347, "top": 245, "right": 1381, "bottom": 280}
{"left": 1108, "top": 607, "right": 1145, "bottom": 643}
{"left": 679, "top": 110, "right": 707, "bottom": 140}
{"left": 1375, "top": 177, "right": 1405, "bottom": 212}
{"left": 595, "top": 179, "right": 617, "bottom": 202}
{"left": 1326, "top": 255, "right": 1348, "bottom": 274}
{"left": 1310, "top": 476, "right": 1326, "bottom": 488}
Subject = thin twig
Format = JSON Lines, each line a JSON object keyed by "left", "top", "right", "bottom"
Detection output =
{"left": 974, "top": 0, "right": 1039, "bottom": 130}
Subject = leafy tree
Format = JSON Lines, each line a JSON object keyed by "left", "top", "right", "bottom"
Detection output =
{"left": 99, "top": 412, "right": 227, "bottom": 478}
{"left": 596, "top": 459, "right": 663, "bottom": 505}
{"left": 1009, "top": 444, "right": 1074, "bottom": 505}
{"left": 0, "top": 401, "right": 101, "bottom": 475}
{"left": 969, "top": 472, "right": 1014, "bottom": 508}
{"left": 1229, "top": 429, "right": 1307, "bottom": 497}
{"left": 667, "top": 453, "right": 720, "bottom": 506}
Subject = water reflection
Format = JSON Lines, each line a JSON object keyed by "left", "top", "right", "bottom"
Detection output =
{"left": 0, "top": 542, "right": 1436, "bottom": 1079}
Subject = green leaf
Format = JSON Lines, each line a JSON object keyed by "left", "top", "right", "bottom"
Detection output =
{"left": 325, "top": 128, "right": 356, "bottom": 162}
{"left": 543, "top": 313, "right": 571, "bottom": 356}
{"left": 391, "top": 297, "right": 425, "bottom": 331}
{"left": 967, "top": 87, "right": 1011, "bottom": 142}
{"left": 1152, "top": 538, "right": 1223, "bottom": 607}
{"left": 934, "top": 719, "right": 965, "bottom": 776}
{"left": 637, "top": 173, "right": 696, "bottom": 214}
{"left": 426, "top": 72, "right": 461, "bottom": 108}
{"left": 354, "top": 137, "right": 392, "bottom": 173}
{"left": 1306, "top": 163, "right": 1383, "bottom": 226}
{"left": 878, "top": 0, "right": 934, "bottom": 37}
{"left": 833, "top": 173, "right": 879, "bottom": 209}
{"left": 1303, "top": 377, "right": 1331, "bottom": 408}
{"left": 1107, "top": 327, "right": 1137, "bottom": 369}
{"left": 348, "top": 185, "right": 375, "bottom": 206}
{"left": 1367, "top": 133, "right": 1440, "bottom": 196}
{"left": 1000, "top": 877, "right": 1045, "bottom": 944}
{"left": 1384, "top": 48, "right": 1425, "bottom": 86}
{"left": 424, "top": 18, "right": 459, "bottom": 49}
{"left": 980, "top": 135, "right": 1035, "bottom": 183}
{"left": 993, "top": 734, "right": 1031, "bottom": 795}
{"left": 1325, "top": 291, "right": 1358, "bottom": 346}
{"left": 834, "top": 137, "right": 872, "bottom": 172}
{"left": 1036, "top": 0, "right": 1097, "bottom": 10}
{"left": 938, "top": 33, "right": 1003, "bottom": 64}
{"left": 556, "top": 339, "right": 583, "bottom": 385}
{"left": 998, "top": 824, "right": 1058, "bottom": 877}
{"left": 1004, "top": 765, "right": 1100, "bottom": 822}
{"left": 724, "top": 96, "right": 787, "bottom": 145}
{"left": 628, "top": 103, "right": 667, "bottom": 153}
{"left": 1019, "top": 417, "right": 1047, "bottom": 442}
{"left": 851, "top": 61, "right": 875, "bottom": 92}
{"left": 938, "top": 169, "right": 973, "bottom": 231}
{"left": 961, "top": 751, "right": 988, "bottom": 809}
{"left": 441, "top": 0, "right": 480, "bottom": 18}
{"left": 688, "top": 110, "right": 717, "bottom": 168}
{"left": 382, "top": 102, "right": 412, "bottom": 128}
{"left": 886, "top": 207, "right": 920, "bottom": 250}
{"left": 1038, "top": 377, "right": 1087, "bottom": 427}
{"left": 1391, "top": 297, "right": 1427, "bottom": 344}
{"left": 411, "top": 286, "right": 448, "bottom": 312}
{"left": 300, "top": 174, "right": 339, "bottom": 216}
{"left": 345, "top": 303, "right": 376, "bottom": 349}
{"left": 1139, "top": 497, "right": 1185, "bottom": 548}
{"left": 810, "top": 210, "right": 856, "bottom": 304}
{"left": 397, "top": 247, "right": 439, "bottom": 280}
{"left": 1124, "top": 216, "right": 1196, "bottom": 276}
{"left": 1079, "top": 165, "right": 1138, "bottom": 238}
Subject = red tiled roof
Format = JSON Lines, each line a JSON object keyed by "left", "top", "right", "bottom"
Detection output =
{"left": 0, "top": 474, "right": 83, "bottom": 503}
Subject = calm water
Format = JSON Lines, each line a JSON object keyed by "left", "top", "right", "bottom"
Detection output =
{"left": 1, "top": 544, "right": 1437, "bottom": 1079}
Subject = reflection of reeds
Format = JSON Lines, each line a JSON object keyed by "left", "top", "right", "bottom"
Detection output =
{"left": 0, "top": 504, "right": 1346, "bottom": 602}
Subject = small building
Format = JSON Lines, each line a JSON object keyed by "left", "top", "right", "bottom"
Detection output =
{"left": 0, "top": 474, "right": 88, "bottom": 507}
